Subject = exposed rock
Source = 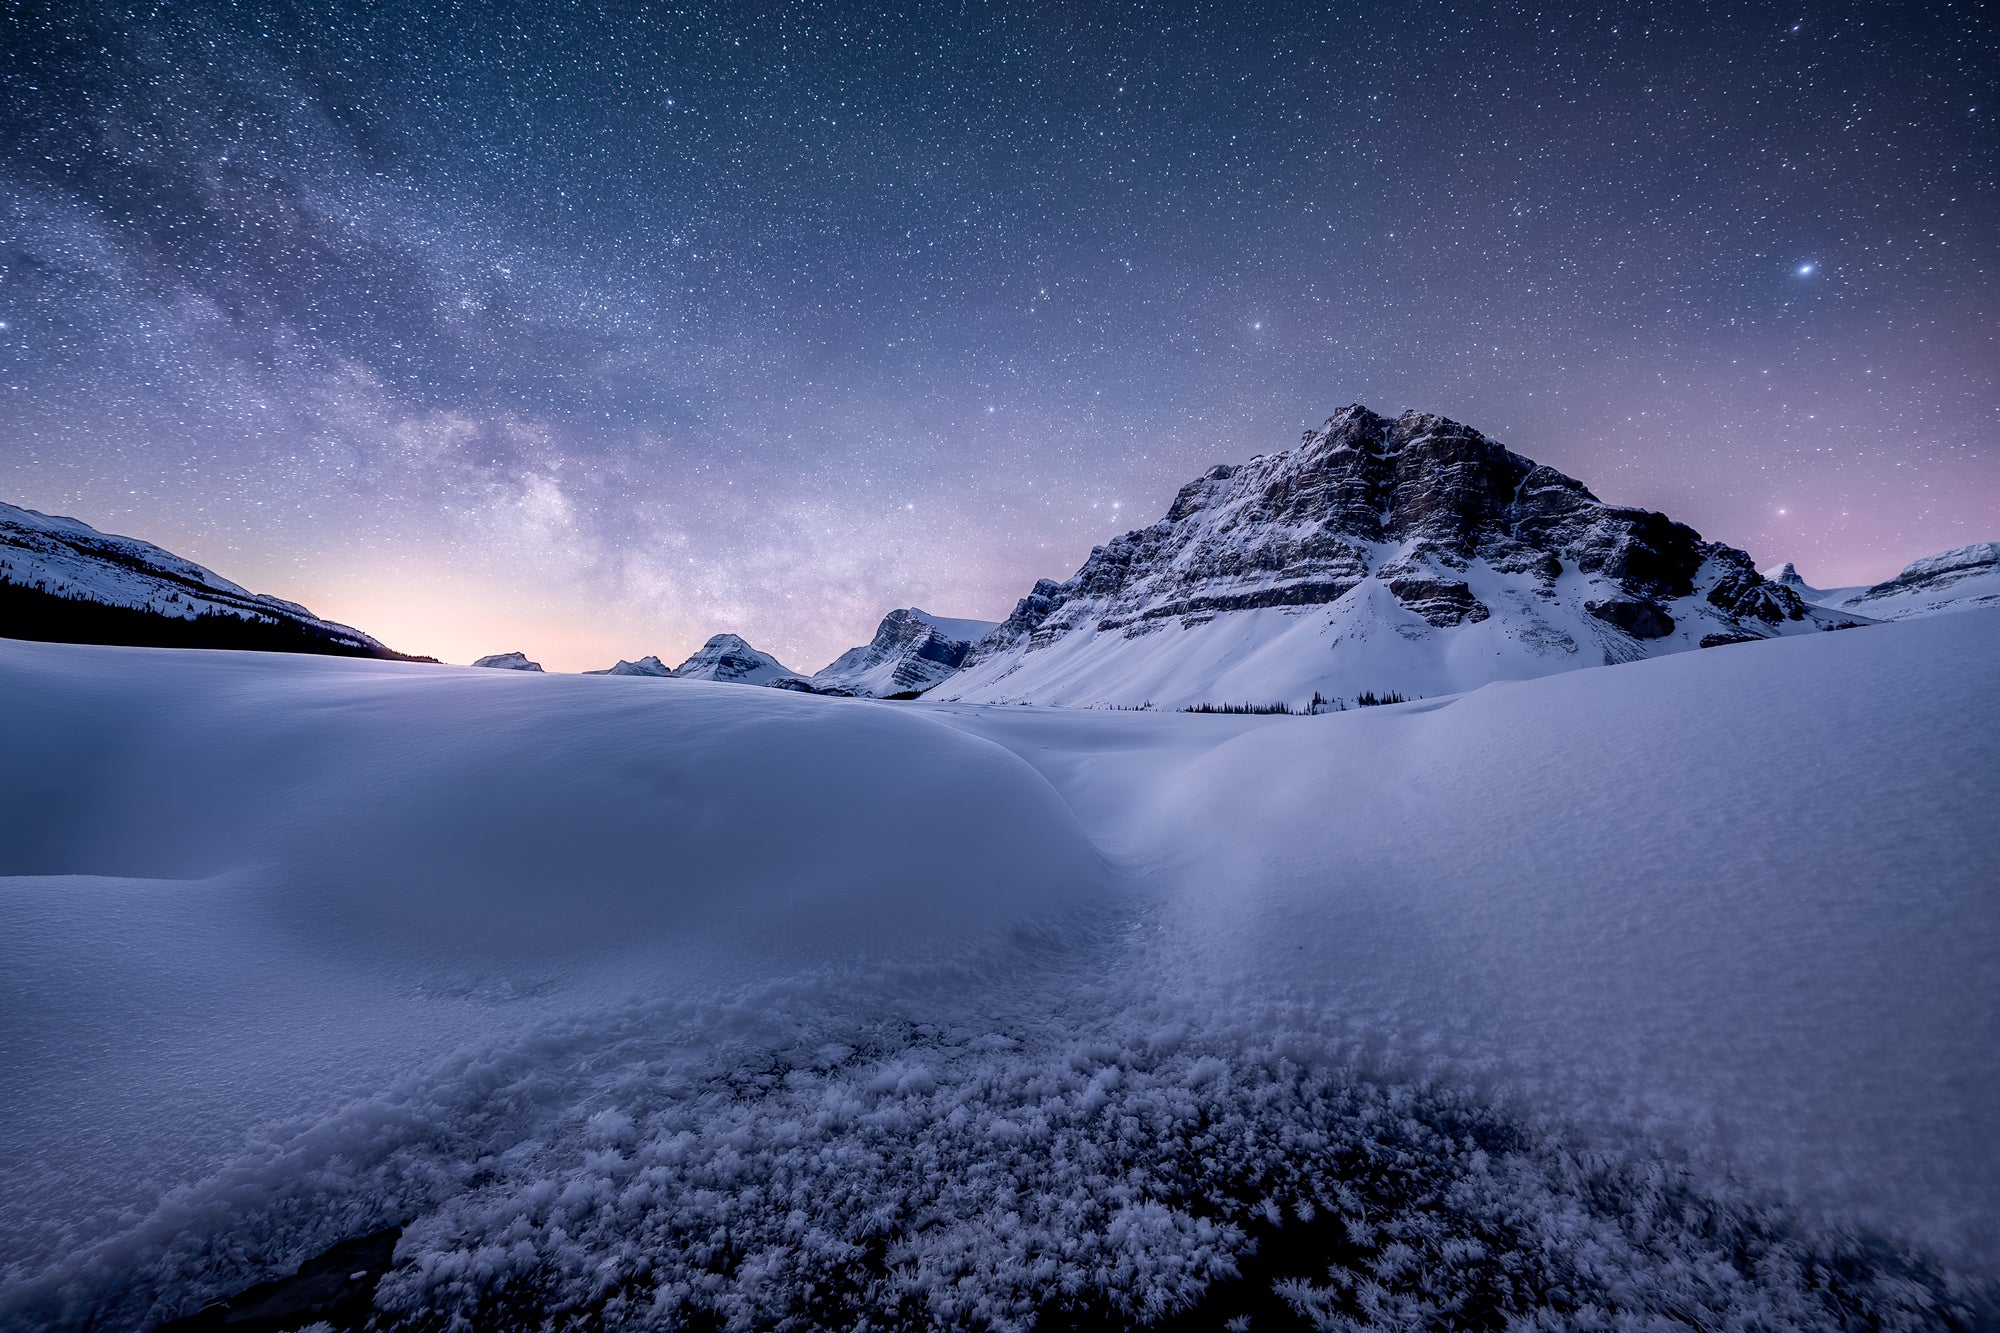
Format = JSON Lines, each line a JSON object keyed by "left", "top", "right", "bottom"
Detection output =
{"left": 1588, "top": 598, "right": 1675, "bottom": 639}
{"left": 158, "top": 1226, "right": 401, "bottom": 1333}
{"left": 1386, "top": 576, "right": 1489, "bottom": 627}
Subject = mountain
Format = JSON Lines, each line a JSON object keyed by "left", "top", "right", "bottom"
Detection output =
{"left": 933, "top": 404, "right": 1859, "bottom": 708}
{"left": 578, "top": 636, "right": 849, "bottom": 692}
{"left": 814, "top": 608, "right": 1000, "bottom": 697}
{"left": 474, "top": 652, "right": 544, "bottom": 671}
{"left": 1760, "top": 563, "right": 1870, "bottom": 608}
{"left": 670, "top": 633, "right": 803, "bottom": 686}
{"left": 585, "top": 655, "right": 674, "bottom": 677}
{"left": 1768, "top": 544, "right": 2000, "bottom": 622}
{"left": 0, "top": 500, "right": 425, "bottom": 660}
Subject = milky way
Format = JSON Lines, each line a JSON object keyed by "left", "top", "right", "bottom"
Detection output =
{"left": 1, "top": 0, "right": 1992, "bottom": 669}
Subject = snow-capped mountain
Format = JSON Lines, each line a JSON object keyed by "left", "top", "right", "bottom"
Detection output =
{"left": 814, "top": 608, "right": 1000, "bottom": 697}
{"left": 671, "top": 633, "right": 808, "bottom": 686}
{"left": 473, "top": 652, "right": 544, "bottom": 671}
{"left": 578, "top": 636, "right": 848, "bottom": 691}
{"left": 585, "top": 655, "right": 674, "bottom": 677}
{"left": 0, "top": 499, "right": 418, "bottom": 659}
{"left": 933, "top": 405, "right": 1859, "bottom": 708}
{"left": 1767, "top": 544, "right": 2000, "bottom": 622}
{"left": 1759, "top": 563, "right": 1870, "bottom": 608}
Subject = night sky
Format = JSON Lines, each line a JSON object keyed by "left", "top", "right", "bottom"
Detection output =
{"left": 2, "top": 1, "right": 1993, "bottom": 671}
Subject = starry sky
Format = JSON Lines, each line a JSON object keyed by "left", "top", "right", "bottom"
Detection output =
{"left": 2, "top": 0, "right": 1993, "bottom": 671}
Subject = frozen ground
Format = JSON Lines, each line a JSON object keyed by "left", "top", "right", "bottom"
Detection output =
{"left": 1, "top": 612, "right": 1996, "bottom": 1329}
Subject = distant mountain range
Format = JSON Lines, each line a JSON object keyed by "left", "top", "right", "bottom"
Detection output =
{"left": 9, "top": 409, "right": 1990, "bottom": 697}
{"left": 1763, "top": 544, "right": 2000, "bottom": 622}
{"left": 0, "top": 500, "right": 430, "bottom": 661}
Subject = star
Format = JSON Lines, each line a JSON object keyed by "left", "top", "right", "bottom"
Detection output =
{"left": 1795, "top": 263, "right": 1815, "bottom": 277}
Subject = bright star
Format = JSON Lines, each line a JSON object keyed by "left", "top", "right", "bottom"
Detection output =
{"left": 1796, "top": 263, "right": 1815, "bottom": 276}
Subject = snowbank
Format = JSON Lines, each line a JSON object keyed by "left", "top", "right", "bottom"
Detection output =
{"left": 0, "top": 645, "right": 1105, "bottom": 1302}
{"left": 1138, "top": 613, "right": 2000, "bottom": 1257}
{"left": 2, "top": 613, "right": 1996, "bottom": 1329}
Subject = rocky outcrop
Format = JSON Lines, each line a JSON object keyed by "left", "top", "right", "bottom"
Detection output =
{"left": 936, "top": 404, "right": 1857, "bottom": 708}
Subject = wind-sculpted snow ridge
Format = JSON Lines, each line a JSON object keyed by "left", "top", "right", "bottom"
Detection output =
{"left": 936, "top": 404, "right": 1861, "bottom": 707}
{"left": 0, "top": 499, "right": 413, "bottom": 658}
{"left": 815, "top": 608, "right": 1000, "bottom": 696}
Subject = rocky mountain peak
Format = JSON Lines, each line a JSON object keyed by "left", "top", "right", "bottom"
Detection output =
{"left": 939, "top": 403, "right": 1852, "bottom": 709}
{"left": 673, "top": 633, "right": 800, "bottom": 684}
{"left": 814, "top": 607, "right": 999, "bottom": 697}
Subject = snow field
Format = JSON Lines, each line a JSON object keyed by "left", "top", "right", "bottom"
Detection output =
{"left": 1, "top": 612, "right": 1996, "bottom": 1329}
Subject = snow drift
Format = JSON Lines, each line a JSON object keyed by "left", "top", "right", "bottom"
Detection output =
{"left": 0, "top": 647, "right": 1106, "bottom": 1318}
{"left": 1, "top": 612, "right": 1996, "bottom": 1330}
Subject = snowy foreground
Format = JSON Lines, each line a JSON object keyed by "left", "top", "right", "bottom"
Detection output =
{"left": 2, "top": 614, "right": 1997, "bottom": 1330}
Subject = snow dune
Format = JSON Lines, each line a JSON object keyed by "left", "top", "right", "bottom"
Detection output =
{"left": 1, "top": 612, "right": 1996, "bottom": 1329}
{"left": 0, "top": 649, "right": 1106, "bottom": 1308}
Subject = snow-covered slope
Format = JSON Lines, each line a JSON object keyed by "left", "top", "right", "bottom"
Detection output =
{"left": 472, "top": 651, "right": 544, "bottom": 671}
{"left": 936, "top": 405, "right": 1857, "bottom": 708}
{"left": 814, "top": 607, "right": 1000, "bottom": 696}
{"left": 0, "top": 500, "right": 407, "bottom": 658}
{"left": 2, "top": 615, "right": 1994, "bottom": 1330}
{"left": 1773, "top": 543, "right": 2000, "bottom": 621}
{"left": 670, "top": 632, "right": 803, "bottom": 684}
{"left": 584, "top": 654, "right": 674, "bottom": 676}
{"left": 1109, "top": 612, "right": 2000, "bottom": 1261}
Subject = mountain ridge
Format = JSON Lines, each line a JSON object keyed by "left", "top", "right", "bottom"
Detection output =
{"left": 0, "top": 500, "right": 429, "bottom": 661}
{"left": 932, "top": 404, "right": 1862, "bottom": 707}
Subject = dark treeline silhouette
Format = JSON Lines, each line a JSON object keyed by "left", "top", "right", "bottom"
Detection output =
{"left": 1182, "top": 689, "right": 1417, "bottom": 716}
{"left": 0, "top": 580, "right": 434, "bottom": 661}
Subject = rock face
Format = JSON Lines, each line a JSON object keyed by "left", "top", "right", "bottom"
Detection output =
{"left": 586, "top": 654, "right": 674, "bottom": 677}
{"left": 0, "top": 499, "right": 425, "bottom": 660}
{"left": 935, "top": 404, "right": 1859, "bottom": 708}
{"left": 814, "top": 608, "right": 1000, "bottom": 697}
{"left": 474, "top": 651, "right": 544, "bottom": 671}
{"left": 1777, "top": 543, "right": 2000, "bottom": 622}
